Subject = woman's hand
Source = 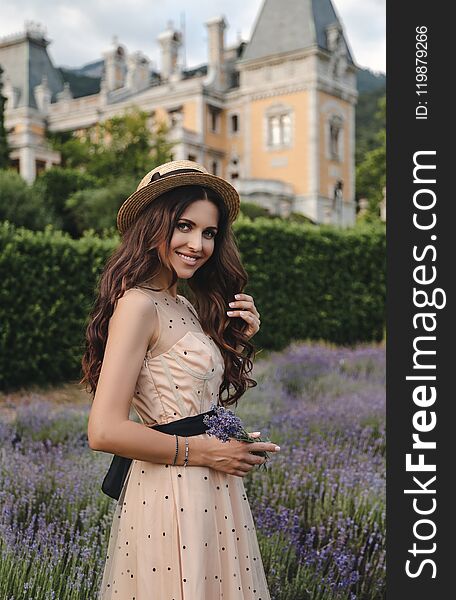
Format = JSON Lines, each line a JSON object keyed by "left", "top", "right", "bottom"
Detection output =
{"left": 226, "top": 293, "right": 261, "bottom": 339}
{"left": 202, "top": 433, "right": 281, "bottom": 477}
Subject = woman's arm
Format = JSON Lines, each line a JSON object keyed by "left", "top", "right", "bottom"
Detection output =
{"left": 87, "top": 290, "right": 278, "bottom": 475}
{"left": 87, "top": 289, "right": 205, "bottom": 466}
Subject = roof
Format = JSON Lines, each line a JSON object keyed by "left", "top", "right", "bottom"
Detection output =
{"left": 242, "top": 0, "right": 354, "bottom": 64}
{"left": 0, "top": 30, "right": 65, "bottom": 109}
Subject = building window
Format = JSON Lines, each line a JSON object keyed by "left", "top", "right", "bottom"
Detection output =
{"left": 230, "top": 172, "right": 239, "bottom": 180}
{"left": 329, "top": 115, "right": 343, "bottom": 161}
{"left": 266, "top": 110, "right": 292, "bottom": 148}
{"left": 211, "top": 160, "right": 218, "bottom": 176}
{"left": 208, "top": 105, "right": 221, "bottom": 133}
{"left": 187, "top": 154, "right": 197, "bottom": 162}
{"left": 281, "top": 114, "right": 291, "bottom": 145}
{"left": 36, "top": 160, "right": 46, "bottom": 176}
{"left": 168, "top": 107, "right": 183, "bottom": 127}
{"left": 332, "top": 180, "right": 344, "bottom": 211}
{"left": 230, "top": 114, "right": 239, "bottom": 134}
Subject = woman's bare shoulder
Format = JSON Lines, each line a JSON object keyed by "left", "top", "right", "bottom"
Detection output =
{"left": 111, "top": 288, "right": 159, "bottom": 336}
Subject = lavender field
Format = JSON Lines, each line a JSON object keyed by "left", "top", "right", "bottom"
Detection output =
{"left": 0, "top": 341, "right": 385, "bottom": 600}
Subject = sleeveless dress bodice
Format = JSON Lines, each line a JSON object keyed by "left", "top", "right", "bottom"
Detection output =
{"left": 130, "top": 287, "right": 225, "bottom": 427}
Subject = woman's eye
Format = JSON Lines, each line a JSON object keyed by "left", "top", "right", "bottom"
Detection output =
{"left": 177, "top": 223, "right": 215, "bottom": 239}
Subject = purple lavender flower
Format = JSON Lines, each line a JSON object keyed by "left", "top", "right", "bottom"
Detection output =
{"left": 203, "top": 402, "right": 271, "bottom": 469}
{"left": 203, "top": 403, "right": 244, "bottom": 441}
{"left": 0, "top": 341, "right": 385, "bottom": 598}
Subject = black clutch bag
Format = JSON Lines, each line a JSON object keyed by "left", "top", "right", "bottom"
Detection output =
{"left": 101, "top": 409, "right": 216, "bottom": 500}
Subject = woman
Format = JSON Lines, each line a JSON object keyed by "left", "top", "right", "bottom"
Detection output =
{"left": 82, "top": 160, "right": 280, "bottom": 599}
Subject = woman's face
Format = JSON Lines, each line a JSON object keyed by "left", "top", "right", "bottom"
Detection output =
{"left": 162, "top": 199, "right": 219, "bottom": 278}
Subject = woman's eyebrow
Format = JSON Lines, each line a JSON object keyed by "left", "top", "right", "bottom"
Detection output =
{"left": 180, "top": 218, "right": 218, "bottom": 230}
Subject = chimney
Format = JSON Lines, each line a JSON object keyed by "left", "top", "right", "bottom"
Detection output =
{"left": 158, "top": 22, "right": 182, "bottom": 81}
{"left": 56, "top": 82, "right": 73, "bottom": 103}
{"left": 102, "top": 38, "right": 127, "bottom": 91}
{"left": 204, "top": 16, "right": 227, "bottom": 90}
{"left": 126, "top": 51, "right": 150, "bottom": 92}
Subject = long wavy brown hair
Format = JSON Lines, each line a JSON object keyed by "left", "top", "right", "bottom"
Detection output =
{"left": 79, "top": 184, "right": 257, "bottom": 407}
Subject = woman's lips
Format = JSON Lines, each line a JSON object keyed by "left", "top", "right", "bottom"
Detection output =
{"left": 176, "top": 251, "right": 200, "bottom": 265}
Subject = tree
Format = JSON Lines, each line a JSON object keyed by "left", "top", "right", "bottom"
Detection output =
{"left": 0, "top": 65, "right": 10, "bottom": 169}
{"left": 32, "top": 167, "right": 99, "bottom": 236}
{"left": 42, "top": 108, "right": 176, "bottom": 236}
{"left": 49, "top": 132, "right": 91, "bottom": 169}
{"left": 240, "top": 201, "right": 272, "bottom": 220}
{"left": 48, "top": 107, "right": 175, "bottom": 182}
{"left": 0, "top": 170, "right": 54, "bottom": 230}
{"left": 356, "top": 95, "right": 385, "bottom": 221}
{"left": 355, "top": 89, "right": 385, "bottom": 166}
{"left": 64, "top": 176, "right": 137, "bottom": 237}
{"left": 355, "top": 69, "right": 386, "bottom": 167}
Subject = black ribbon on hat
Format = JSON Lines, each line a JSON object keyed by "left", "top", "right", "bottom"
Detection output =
{"left": 150, "top": 168, "right": 202, "bottom": 184}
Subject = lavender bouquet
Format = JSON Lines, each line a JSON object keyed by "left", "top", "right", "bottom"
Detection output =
{"left": 203, "top": 402, "right": 271, "bottom": 470}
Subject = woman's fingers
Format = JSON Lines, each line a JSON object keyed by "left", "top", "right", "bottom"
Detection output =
{"left": 236, "top": 455, "right": 266, "bottom": 476}
{"left": 249, "top": 441, "right": 281, "bottom": 452}
{"left": 237, "top": 462, "right": 253, "bottom": 473}
{"left": 243, "top": 450, "right": 262, "bottom": 462}
{"left": 235, "top": 470, "right": 248, "bottom": 477}
{"left": 232, "top": 448, "right": 269, "bottom": 477}
{"left": 207, "top": 435, "right": 272, "bottom": 477}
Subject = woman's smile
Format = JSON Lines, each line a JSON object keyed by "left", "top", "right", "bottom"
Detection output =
{"left": 175, "top": 250, "right": 201, "bottom": 265}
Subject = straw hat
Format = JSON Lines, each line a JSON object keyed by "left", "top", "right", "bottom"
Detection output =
{"left": 116, "top": 159, "right": 240, "bottom": 234}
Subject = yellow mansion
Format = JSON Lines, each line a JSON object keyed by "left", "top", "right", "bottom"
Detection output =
{"left": 0, "top": 0, "right": 358, "bottom": 225}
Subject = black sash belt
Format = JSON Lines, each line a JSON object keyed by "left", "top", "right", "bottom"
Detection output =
{"left": 101, "top": 409, "right": 216, "bottom": 500}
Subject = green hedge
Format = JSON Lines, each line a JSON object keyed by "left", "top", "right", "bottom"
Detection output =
{"left": 0, "top": 218, "right": 385, "bottom": 390}
{"left": 0, "top": 222, "right": 114, "bottom": 390}
{"left": 235, "top": 217, "right": 386, "bottom": 350}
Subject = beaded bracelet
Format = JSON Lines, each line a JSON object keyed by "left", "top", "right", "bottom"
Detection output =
{"left": 183, "top": 436, "right": 189, "bottom": 467}
{"left": 171, "top": 434, "right": 179, "bottom": 466}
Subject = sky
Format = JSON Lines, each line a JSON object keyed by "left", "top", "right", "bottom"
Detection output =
{"left": 0, "top": 0, "right": 385, "bottom": 74}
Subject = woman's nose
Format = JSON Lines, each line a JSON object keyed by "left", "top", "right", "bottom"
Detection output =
{"left": 187, "top": 234, "right": 203, "bottom": 252}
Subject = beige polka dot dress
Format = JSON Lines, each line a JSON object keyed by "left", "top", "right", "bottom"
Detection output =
{"left": 98, "top": 286, "right": 271, "bottom": 599}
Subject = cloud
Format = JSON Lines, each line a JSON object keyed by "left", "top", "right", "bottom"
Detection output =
{"left": 335, "top": 0, "right": 385, "bottom": 72}
{"left": 0, "top": 0, "right": 385, "bottom": 73}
